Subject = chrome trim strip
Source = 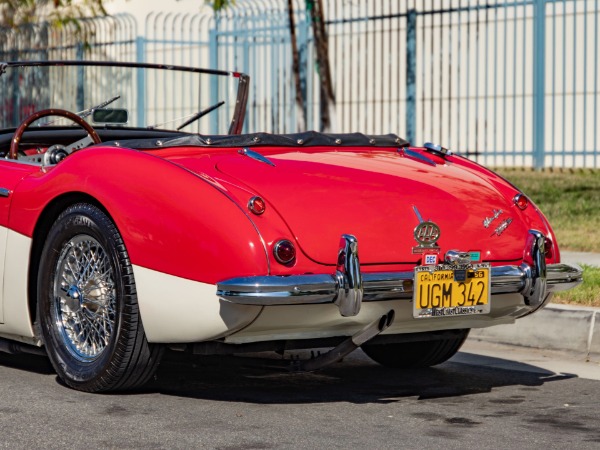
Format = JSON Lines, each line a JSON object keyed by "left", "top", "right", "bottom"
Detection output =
{"left": 546, "top": 263, "right": 584, "bottom": 291}
{"left": 229, "top": 74, "right": 250, "bottom": 135}
{"left": 401, "top": 148, "right": 436, "bottom": 166}
{"left": 362, "top": 271, "right": 414, "bottom": 300}
{"left": 217, "top": 274, "right": 338, "bottom": 305}
{"left": 0, "top": 188, "right": 10, "bottom": 198}
{"left": 239, "top": 147, "right": 276, "bottom": 166}
{"left": 216, "top": 232, "right": 582, "bottom": 315}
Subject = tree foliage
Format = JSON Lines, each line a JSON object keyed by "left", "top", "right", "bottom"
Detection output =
{"left": 0, "top": 0, "right": 107, "bottom": 28}
{"left": 0, "top": 1, "right": 234, "bottom": 27}
{"left": 205, "top": 0, "right": 233, "bottom": 11}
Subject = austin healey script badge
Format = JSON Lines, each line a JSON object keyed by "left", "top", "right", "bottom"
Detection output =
{"left": 483, "top": 209, "right": 503, "bottom": 228}
{"left": 412, "top": 206, "right": 441, "bottom": 254}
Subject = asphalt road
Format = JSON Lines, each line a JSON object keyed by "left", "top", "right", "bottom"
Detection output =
{"left": 0, "top": 340, "right": 599, "bottom": 450}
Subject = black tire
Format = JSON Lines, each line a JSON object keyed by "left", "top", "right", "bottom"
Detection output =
{"left": 37, "top": 203, "right": 163, "bottom": 392}
{"left": 361, "top": 330, "right": 470, "bottom": 369}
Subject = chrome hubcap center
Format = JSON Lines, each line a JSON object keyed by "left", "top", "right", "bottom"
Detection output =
{"left": 65, "top": 285, "right": 82, "bottom": 312}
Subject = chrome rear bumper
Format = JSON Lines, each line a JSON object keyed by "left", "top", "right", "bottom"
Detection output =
{"left": 217, "top": 231, "right": 583, "bottom": 317}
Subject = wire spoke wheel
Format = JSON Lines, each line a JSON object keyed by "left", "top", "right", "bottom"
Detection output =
{"left": 54, "top": 235, "right": 116, "bottom": 362}
{"left": 38, "top": 203, "right": 163, "bottom": 392}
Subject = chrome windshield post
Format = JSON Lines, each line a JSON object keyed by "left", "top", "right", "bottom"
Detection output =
{"left": 521, "top": 230, "right": 548, "bottom": 307}
{"left": 334, "top": 234, "right": 364, "bottom": 317}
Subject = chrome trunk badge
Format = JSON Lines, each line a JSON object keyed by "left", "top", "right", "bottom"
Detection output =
{"left": 412, "top": 206, "right": 441, "bottom": 254}
{"left": 445, "top": 250, "right": 472, "bottom": 265}
{"left": 483, "top": 209, "right": 503, "bottom": 228}
{"left": 492, "top": 218, "right": 513, "bottom": 236}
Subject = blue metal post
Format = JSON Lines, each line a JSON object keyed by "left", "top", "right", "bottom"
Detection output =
{"left": 406, "top": 9, "right": 417, "bottom": 145}
{"left": 533, "top": 0, "right": 547, "bottom": 169}
{"left": 135, "top": 36, "right": 146, "bottom": 127}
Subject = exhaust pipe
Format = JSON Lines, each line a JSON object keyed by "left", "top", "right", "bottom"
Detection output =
{"left": 0, "top": 338, "right": 46, "bottom": 356}
{"left": 290, "top": 309, "right": 395, "bottom": 372}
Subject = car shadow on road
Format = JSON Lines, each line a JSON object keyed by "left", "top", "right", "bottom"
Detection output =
{"left": 144, "top": 348, "right": 577, "bottom": 404}
{"left": 0, "top": 352, "right": 54, "bottom": 375}
{"left": 0, "top": 348, "right": 577, "bottom": 401}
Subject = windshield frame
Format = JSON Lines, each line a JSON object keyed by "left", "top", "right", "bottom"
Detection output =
{"left": 0, "top": 60, "right": 250, "bottom": 135}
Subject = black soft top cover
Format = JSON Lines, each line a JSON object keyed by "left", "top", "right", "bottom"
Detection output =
{"left": 107, "top": 131, "right": 410, "bottom": 150}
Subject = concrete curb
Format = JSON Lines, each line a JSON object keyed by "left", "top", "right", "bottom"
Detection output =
{"left": 472, "top": 252, "right": 599, "bottom": 359}
{"left": 471, "top": 304, "right": 600, "bottom": 361}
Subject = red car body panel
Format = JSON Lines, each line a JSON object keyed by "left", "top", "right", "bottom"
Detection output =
{"left": 0, "top": 163, "right": 36, "bottom": 228}
{"left": 156, "top": 145, "right": 557, "bottom": 268}
{"left": 7, "top": 147, "right": 269, "bottom": 284}
{"left": 3, "top": 143, "right": 559, "bottom": 288}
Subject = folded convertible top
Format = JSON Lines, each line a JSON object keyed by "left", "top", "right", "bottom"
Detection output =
{"left": 106, "top": 131, "right": 410, "bottom": 150}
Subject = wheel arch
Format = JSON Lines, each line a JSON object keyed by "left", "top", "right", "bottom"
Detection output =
{"left": 28, "top": 191, "right": 109, "bottom": 328}
{"left": 13, "top": 148, "right": 270, "bottom": 343}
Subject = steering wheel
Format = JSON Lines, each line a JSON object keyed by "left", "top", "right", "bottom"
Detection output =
{"left": 9, "top": 108, "right": 102, "bottom": 160}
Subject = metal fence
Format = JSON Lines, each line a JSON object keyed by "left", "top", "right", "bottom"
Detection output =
{"left": 1, "top": 0, "right": 598, "bottom": 168}
{"left": 0, "top": 15, "right": 137, "bottom": 61}
{"left": 324, "top": 0, "right": 599, "bottom": 168}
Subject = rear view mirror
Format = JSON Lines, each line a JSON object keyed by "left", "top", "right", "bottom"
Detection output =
{"left": 92, "top": 108, "right": 128, "bottom": 125}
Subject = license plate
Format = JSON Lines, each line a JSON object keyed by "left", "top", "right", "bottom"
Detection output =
{"left": 413, "top": 263, "right": 491, "bottom": 318}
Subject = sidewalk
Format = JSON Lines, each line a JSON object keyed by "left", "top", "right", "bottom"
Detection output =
{"left": 561, "top": 251, "right": 600, "bottom": 267}
{"left": 470, "top": 251, "right": 600, "bottom": 361}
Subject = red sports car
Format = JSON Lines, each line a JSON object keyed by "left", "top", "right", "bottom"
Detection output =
{"left": 0, "top": 61, "right": 582, "bottom": 392}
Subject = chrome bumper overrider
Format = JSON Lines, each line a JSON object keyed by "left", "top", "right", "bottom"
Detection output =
{"left": 217, "top": 231, "right": 583, "bottom": 317}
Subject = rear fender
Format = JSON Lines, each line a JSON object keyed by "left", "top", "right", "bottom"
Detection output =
{"left": 6, "top": 147, "right": 269, "bottom": 342}
{"left": 449, "top": 155, "right": 559, "bottom": 264}
{"left": 9, "top": 146, "right": 270, "bottom": 284}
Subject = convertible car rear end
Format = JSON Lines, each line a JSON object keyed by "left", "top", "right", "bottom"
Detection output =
{"left": 0, "top": 61, "right": 582, "bottom": 392}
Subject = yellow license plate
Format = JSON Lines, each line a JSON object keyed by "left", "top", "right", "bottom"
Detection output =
{"left": 413, "top": 263, "right": 491, "bottom": 318}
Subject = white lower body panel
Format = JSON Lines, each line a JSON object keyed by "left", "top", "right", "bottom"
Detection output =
{"left": 224, "top": 293, "right": 526, "bottom": 344}
{"left": 0, "top": 237, "right": 531, "bottom": 348}
{"left": 0, "top": 230, "right": 35, "bottom": 341}
{"left": 132, "top": 265, "right": 262, "bottom": 343}
{"left": 134, "top": 264, "right": 528, "bottom": 344}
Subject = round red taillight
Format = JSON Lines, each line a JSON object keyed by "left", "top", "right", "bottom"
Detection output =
{"left": 273, "top": 240, "right": 296, "bottom": 265}
{"left": 513, "top": 193, "right": 529, "bottom": 210}
{"left": 248, "top": 196, "right": 266, "bottom": 215}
